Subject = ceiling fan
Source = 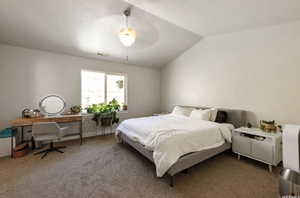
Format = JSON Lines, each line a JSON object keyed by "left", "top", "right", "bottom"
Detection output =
{"left": 119, "top": 7, "right": 137, "bottom": 47}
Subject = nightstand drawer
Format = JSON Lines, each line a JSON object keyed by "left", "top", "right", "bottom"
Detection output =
{"left": 251, "top": 139, "right": 273, "bottom": 164}
{"left": 233, "top": 135, "right": 251, "bottom": 156}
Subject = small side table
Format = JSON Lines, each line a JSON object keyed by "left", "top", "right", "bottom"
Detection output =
{"left": 232, "top": 127, "right": 282, "bottom": 172}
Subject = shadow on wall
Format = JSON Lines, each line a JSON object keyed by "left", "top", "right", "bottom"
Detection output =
{"left": 245, "top": 111, "right": 259, "bottom": 127}
{"left": 0, "top": 59, "right": 40, "bottom": 129}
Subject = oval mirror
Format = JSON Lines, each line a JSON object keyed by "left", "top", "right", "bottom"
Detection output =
{"left": 39, "top": 95, "right": 66, "bottom": 116}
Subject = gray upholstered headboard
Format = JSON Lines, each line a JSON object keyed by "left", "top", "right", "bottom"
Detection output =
{"left": 179, "top": 106, "right": 246, "bottom": 128}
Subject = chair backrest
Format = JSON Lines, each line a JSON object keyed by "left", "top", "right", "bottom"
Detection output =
{"left": 32, "top": 122, "right": 60, "bottom": 138}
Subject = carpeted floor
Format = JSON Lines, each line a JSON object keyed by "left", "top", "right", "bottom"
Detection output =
{"left": 0, "top": 135, "right": 279, "bottom": 198}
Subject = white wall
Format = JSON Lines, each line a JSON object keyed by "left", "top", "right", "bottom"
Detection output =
{"left": 161, "top": 21, "right": 300, "bottom": 126}
{"left": 0, "top": 44, "right": 161, "bottom": 129}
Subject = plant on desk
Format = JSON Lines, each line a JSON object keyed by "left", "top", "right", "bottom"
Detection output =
{"left": 70, "top": 105, "right": 82, "bottom": 114}
{"left": 86, "top": 99, "right": 120, "bottom": 126}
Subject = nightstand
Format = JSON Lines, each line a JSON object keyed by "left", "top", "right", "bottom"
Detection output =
{"left": 232, "top": 127, "right": 282, "bottom": 172}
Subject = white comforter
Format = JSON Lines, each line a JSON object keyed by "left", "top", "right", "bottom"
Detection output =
{"left": 116, "top": 114, "right": 233, "bottom": 177}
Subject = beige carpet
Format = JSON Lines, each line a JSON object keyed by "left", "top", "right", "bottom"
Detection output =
{"left": 0, "top": 135, "right": 279, "bottom": 198}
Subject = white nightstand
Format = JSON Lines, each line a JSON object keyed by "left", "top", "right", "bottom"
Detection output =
{"left": 232, "top": 127, "right": 282, "bottom": 172}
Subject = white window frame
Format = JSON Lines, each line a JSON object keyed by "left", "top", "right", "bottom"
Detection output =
{"left": 81, "top": 69, "right": 128, "bottom": 107}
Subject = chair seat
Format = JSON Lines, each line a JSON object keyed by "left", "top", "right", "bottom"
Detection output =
{"left": 60, "top": 127, "right": 69, "bottom": 137}
{"left": 32, "top": 122, "right": 69, "bottom": 159}
{"left": 34, "top": 134, "right": 60, "bottom": 142}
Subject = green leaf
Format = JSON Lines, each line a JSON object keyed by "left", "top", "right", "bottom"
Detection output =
{"left": 88, "top": 99, "right": 121, "bottom": 126}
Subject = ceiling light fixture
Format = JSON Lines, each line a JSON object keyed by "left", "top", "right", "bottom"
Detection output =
{"left": 119, "top": 7, "right": 137, "bottom": 47}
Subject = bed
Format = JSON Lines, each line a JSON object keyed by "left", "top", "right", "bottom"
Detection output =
{"left": 116, "top": 106, "right": 246, "bottom": 187}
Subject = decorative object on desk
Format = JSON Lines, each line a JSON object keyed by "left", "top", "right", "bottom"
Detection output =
{"left": 122, "top": 104, "right": 128, "bottom": 111}
{"left": 39, "top": 95, "right": 66, "bottom": 116}
{"left": 32, "top": 109, "right": 42, "bottom": 118}
{"left": 86, "top": 99, "right": 120, "bottom": 126}
{"left": 22, "top": 108, "right": 32, "bottom": 118}
{"left": 247, "top": 122, "right": 252, "bottom": 128}
{"left": 70, "top": 105, "right": 82, "bottom": 114}
{"left": 13, "top": 143, "right": 29, "bottom": 158}
{"left": 22, "top": 109, "right": 42, "bottom": 118}
{"left": 260, "top": 120, "right": 277, "bottom": 133}
{"left": 116, "top": 80, "right": 124, "bottom": 89}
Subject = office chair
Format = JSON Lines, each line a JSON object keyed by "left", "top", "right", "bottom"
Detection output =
{"left": 32, "top": 122, "right": 68, "bottom": 159}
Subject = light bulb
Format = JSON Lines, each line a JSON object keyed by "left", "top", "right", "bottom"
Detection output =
{"left": 119, "top": 27, "right": 137, "bottom": 47}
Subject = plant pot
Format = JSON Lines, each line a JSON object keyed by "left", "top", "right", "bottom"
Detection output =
{"left": 116, "top": 80, "right": 124, "bottom": 89}
{"left": 101, "top": 117, "right": 112, "bottom": 127}
{"left": 70, "top": 105, "right": 82, "bottom": 114}
{"left": 13, "top": 143, "right": 29, "bottom": 158}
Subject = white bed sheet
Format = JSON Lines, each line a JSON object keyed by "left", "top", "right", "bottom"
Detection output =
{"left": 116, "top": 114, "right": 234, "bottom": 177}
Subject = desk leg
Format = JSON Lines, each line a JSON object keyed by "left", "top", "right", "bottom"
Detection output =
{"left": 11, "top": 133, "right": 14, "bottom": 158}
{"left": 110, "top": 120, "right": 113, "bottom": 134}
{"left": 80, "top": 120, "right": 83, "bottom": 145}
{"left": 21, "top": 126, "right": 24, "bottom": 143}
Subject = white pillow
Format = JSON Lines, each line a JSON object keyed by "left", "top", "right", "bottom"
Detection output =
{"left": 190, "top": 109, "right": 211, "bottom": 121}
{"left": 172, "top": 106, "right": 193, "bottom": 116}
{"left": 210, "top": 108, "right": 218, "bottom": 121}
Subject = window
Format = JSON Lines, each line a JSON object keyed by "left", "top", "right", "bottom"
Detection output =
{"left": 81, "top": 70, "right": 127, "bottom": 108}
{"left": 107, "top": 74, "right": 125, "bottom": 105}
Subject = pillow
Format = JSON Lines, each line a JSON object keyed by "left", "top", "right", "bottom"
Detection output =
{"left": 172, "top": 106, "right": 193, "bottom": 116}
{"left": 209, "top": 108, "right": 218, "bottom": 121}
{"left": 215, "top": 111, "right": 228, "bottom": 123}
{"left": 190, "top": 109, "right": 211, "bottom": 121}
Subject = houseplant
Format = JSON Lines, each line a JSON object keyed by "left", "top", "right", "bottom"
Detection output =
{"left": 70, "top": 105, "right": 82, "bottom": 114}
{"left": 116, "top": 80, "right": 124, "bottom": 89}
{"left": 86, "top": 99, "right": 120, "bottom": 126}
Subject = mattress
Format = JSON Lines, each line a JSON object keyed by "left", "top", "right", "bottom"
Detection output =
{"left": 118, "top": 131, "right": 231, "bottom": 176}
{"left": 116, "top": 114, "right": 234, "bottom": 176}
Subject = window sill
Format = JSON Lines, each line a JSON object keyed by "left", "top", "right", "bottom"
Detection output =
{"left": 118, "top": 110, "right": 128, "bottom": 114}
{"left": 81, "top": 111, "right": 128, "bottom": 116}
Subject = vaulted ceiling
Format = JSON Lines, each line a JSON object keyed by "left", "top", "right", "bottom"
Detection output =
{"left": 130, "top": 0, "right": 300, "bottom": 36}
{"left": 1, "top": 0, "right": 300, "bottom": 68}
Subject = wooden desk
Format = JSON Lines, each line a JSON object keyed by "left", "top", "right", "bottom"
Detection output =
{"left": 11, "top": 115, "right": 83, "bottom": 155}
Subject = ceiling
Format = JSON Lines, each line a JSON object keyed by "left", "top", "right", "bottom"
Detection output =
{"left": 1, "top": 0, "right": 300, "bottom": 68}
{"left": 129, "top": 0, "right": 300, "bottom": 36}
{"left": 0, "top": 0, "right": 200, "bottom": 68}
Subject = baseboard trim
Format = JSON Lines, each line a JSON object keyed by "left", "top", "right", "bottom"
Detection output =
{"left": 59, "top": 130, "right": 115, "bottom": 142}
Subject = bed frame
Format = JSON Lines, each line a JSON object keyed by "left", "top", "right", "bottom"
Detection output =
{"left": 118, "top": 106, "right": 246, "bottom": 187}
